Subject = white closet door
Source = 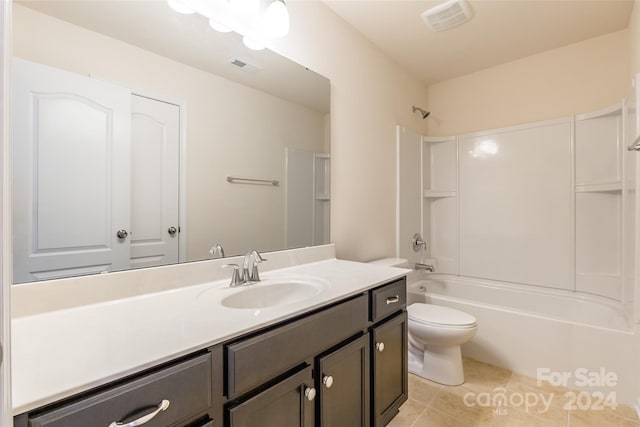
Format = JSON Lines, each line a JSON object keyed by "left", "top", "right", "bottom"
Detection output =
{"left": 130, "top": 95, "right": 180, "bottom": 268}
{"left": 12, "top": 58, "right": 131, "bottom": 282}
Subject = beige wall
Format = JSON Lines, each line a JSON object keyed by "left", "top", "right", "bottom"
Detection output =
{"left": 13, "top": 5, "right": 328, "bottom": 260}
{"left": 631, "top": 1, "right": 640, "bottom": 75}
{"left": 427, "top": 30, "right": 630, "bottom": 136}
{"left": 271, "top": 2, "right": 429, "bottom": 261}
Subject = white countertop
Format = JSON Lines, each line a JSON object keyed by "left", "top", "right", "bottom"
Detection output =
{"left": 11, "top": 258, "right": 408, "bottom": 415}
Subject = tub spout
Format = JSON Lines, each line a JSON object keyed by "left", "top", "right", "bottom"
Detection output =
{"left": 415, "top": 263, "right": 434, "bottom": 272}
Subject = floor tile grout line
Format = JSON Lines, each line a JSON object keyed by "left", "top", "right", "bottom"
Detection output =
{"left": 407, "top": 404, "right": 428, "bottom": 427}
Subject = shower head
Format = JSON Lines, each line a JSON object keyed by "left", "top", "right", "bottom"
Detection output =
{"left": 412, "top": 106, "right": 431, "bottom": 119}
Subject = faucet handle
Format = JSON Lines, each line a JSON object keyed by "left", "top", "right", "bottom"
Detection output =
{"left": 412, "top": 233, "right": 427, "bottom": 252}
{"left": 210, "top": 243, "right": 225, "bottom": 258}
{"left": 223, "top": 263, "right": 243, "bottom": 287}
{"left": 250, "top": 261, "right": 262, "bottom": 282}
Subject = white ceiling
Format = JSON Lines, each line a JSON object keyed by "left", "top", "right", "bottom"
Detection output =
{"left": 324, "top": 0, "right": 634, "bottom": 85}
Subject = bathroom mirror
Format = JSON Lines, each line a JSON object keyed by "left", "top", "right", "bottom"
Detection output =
{"left": 11, "top": 1, "right": 331, "bottom": 283}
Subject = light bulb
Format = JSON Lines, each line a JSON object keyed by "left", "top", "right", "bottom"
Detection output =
{"left": 263, "top": 0, "right": 290, "bottom": 37}
{"left": 242, "top": 35, "right": 265, "bottom": 51}
{"left": 167, "top": 0, "right": 195, "bottom": 14}
{"left": 209, "top": 18, "right": 232, "bottom": 33}
{"left": 229, "top": 0, "right": 260, "bottom": 15}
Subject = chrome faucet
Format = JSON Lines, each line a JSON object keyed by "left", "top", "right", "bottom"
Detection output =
{"left": 223, "top": 263, "right": 244, "bottom": 287}
{"left": 242, "top": 250, "right": 266, "bottom": 283}
{"left": 209, "top": 243, "right": 225, "bottom": 258}
{"left": 222, "top": 250, "right": 267, "bottom": 287}
{"left": 415, "top": 263, "right": 434, "bottom": 272}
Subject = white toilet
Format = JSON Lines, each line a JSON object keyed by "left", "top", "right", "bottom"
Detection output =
{"left": 407, "top": 303, "right": 477, "bottom": 385}
{"left": 368, "top": 258, "right": 478, "bottom": 386}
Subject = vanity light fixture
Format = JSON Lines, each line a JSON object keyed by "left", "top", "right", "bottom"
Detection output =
{"left": 263, "top": 0, "right": 290, "bottom": 38}
{"left": 167, "top": 0, "right": 291, "bottom": 51}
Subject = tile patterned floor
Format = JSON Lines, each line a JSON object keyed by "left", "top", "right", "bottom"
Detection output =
{"left": 389, "top": 358, "right": 640, "bottom": 427}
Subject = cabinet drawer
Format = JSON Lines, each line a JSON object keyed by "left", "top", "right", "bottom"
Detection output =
{"left": 370, "top": 277, "right": 406, "bottom": 323}
{"left": 226, "top": 294, "right": 368, "bottom": 398}
{"left": 29, "top": 353, "right": 212, "bottom": 427}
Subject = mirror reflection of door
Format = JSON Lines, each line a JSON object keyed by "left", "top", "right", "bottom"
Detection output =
{"left": 130, "top": 95, "right": 180, "bottom": 269}
{"left": 12, "top": 59, "right": 180, "bottom": 283}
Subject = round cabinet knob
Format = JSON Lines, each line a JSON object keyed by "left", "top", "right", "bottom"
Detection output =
{"left": 322, "top": 375, "right": 334, "bottom": 389}
{"left": 304, "top": 387, "right": 316, "bottom": 401}
{"left": 167, "top": 226, "right": 177, "bottom": 235}
{"left": 116, "top": 229, "right": 128, "bottom": 239}
{"left": 376, "top": 342, "right": 385, "bottom": 353}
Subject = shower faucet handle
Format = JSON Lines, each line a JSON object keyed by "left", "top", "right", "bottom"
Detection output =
{"left": 412, "top": 233, "right": 427, "bottom": 252}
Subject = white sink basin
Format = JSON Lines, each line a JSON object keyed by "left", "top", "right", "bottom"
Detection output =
{"left": 221, "top": 278, "right": 326, "bottom": 309}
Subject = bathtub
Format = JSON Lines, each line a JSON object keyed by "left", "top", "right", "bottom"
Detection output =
{"left": 407, "top": 273, "right": 639, "bottom": 405}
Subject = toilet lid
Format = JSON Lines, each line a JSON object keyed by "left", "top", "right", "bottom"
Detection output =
{"left": 408, "top": 303, "right": 477, "bottom": 327}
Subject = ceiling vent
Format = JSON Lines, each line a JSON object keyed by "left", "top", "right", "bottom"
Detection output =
{"left": 230, "top": 59, "right": 261, "bottom": 73}
{"left": 421, "top": 0, "right": 473, "bottom": 32}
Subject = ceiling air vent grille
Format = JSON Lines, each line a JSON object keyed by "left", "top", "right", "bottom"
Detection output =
{"left": 421, "top": 0, "right": 473, "bottom": 32}
{"left": 230, "top": 58, "right": 261, "bottom": 73}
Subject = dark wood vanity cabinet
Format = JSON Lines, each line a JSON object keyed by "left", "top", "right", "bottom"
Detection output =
{"left": 371, "top": 311, "right": 409, "bottom": 427}
{"left": 224, "top": 277, "right": 408, "bottom": 427}
{"left": 14, "top": 276, "right": 408, "bottom": 427}
{"left": 15, "top": 352, "right": 215, "bottom": 427}
{"left": 317, "top": 333, "right": 370, "bottom": 427}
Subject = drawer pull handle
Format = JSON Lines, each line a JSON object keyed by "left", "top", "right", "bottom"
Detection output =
{"left": 108, "top": 399, "right": 170, "bottom": 427}
{"left": 386, "top": 295, "right": 400, "bottom": 304}
{"left": 376, "top": 342, "right": 385, "bottom": 352}
{"left": 304, "top": 386, "right": 317, "bottom": 401}
{"left": 322, "top": 375, "right": 334, "bottom": 389}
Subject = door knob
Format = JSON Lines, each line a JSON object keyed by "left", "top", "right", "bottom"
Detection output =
{"left": 322, "top": 375, "right": 334, "bottom": 389}
{"left": 376, "top": 342, "right": 385, "bottom": 352}
{"left": 116, "top": 229, "right": 129, "bottom": 239}
{"left": 304, "top": 387, "right": 316, "bottom": 401}
{"left": 168, "top": 226, "right": 177, "bottom": 235}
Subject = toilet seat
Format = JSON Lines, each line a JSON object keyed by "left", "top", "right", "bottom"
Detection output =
{"left": 408, "top": 303, "right": 477, "bottom": 328}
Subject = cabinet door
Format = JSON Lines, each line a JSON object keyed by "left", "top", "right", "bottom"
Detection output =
{"left": 227, "top": 366, "right": 315, "bottom": 427}
{"left": 317, "top": 334, "right": 370, "bottom": 427}
{"left": 371, "top": 311, "right": 408, "bottom": 427}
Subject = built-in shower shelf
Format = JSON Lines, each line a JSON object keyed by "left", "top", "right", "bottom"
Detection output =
{"left": 423, "top": 190, "right": 457, "bottom": 198}
{"left": 315, "top": 194, "right": 330, "bottom": 201}
{"left": 575, "top": 183, "right": 622, "bottom": 193}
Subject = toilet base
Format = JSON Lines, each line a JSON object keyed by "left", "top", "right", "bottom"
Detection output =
{"left": 408, "top": 344, "right": 465, "bottom": 386}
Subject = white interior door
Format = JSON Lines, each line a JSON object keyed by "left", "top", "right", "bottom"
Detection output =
{"left": 130, "top": 95, "right": 180, "bottom": 268}
{"left": 12, "top": 58, "right": 131, "bottom": 283}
